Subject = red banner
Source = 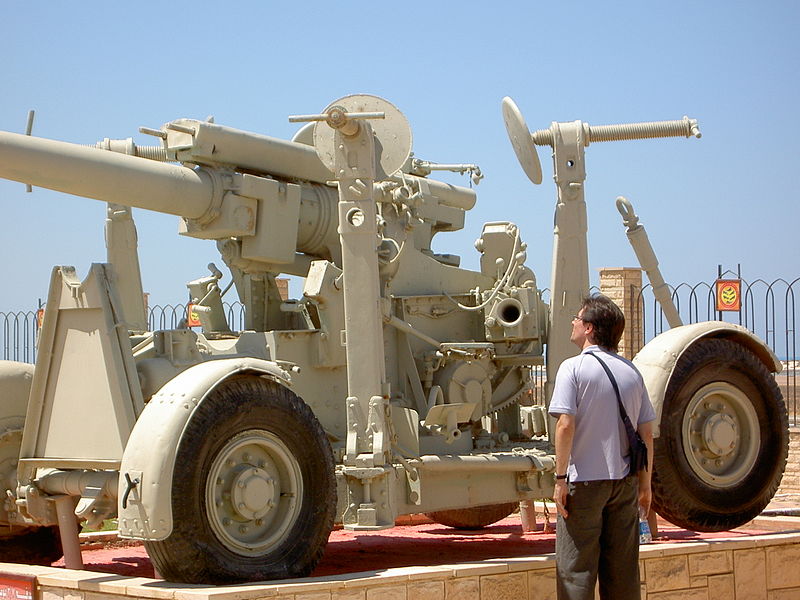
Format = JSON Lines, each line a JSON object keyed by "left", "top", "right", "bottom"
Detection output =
{"left": 715, "top": 279, "right": 741, "bottom": 312}
{"left": 0, "top": 573, "right": 36, "bottom": 600}
{"left": 186, "top": 303, "right": 202, "bottom": 328}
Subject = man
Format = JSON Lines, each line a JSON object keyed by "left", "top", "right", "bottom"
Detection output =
{"left": 549, "top": 295, "right": 656, "bottom": 600}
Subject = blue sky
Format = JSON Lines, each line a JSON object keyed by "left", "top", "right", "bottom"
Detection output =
{"left": 1, "top": 1, "right": 798, "bottom": 309}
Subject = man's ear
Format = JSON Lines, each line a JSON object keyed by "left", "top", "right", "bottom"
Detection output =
{"left": 584, "top": 322, "right": 595, "bottom": 342}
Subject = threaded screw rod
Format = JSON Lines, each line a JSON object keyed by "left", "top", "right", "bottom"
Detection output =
{"left": 531, "top": 116, "right": 701, "bottom": 147}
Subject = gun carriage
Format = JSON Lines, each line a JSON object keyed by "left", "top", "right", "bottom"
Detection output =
{"left": 0, "top": 95, "right": 787, "bottom": 584}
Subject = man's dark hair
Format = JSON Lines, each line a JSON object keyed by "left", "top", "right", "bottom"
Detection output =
{"left": 580, "top": 294, "right": 625, "bottom": 351}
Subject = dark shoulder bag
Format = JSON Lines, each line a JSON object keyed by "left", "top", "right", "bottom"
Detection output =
{"left": 587, "top": 352, "right": 649, "bottom": 473}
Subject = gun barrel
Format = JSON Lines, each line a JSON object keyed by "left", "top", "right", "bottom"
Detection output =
{"left": 189, "top": 122, "right": 333, "bottom": 184}
{"left": 0, "top": 131, "right": 214, "bottom": 219}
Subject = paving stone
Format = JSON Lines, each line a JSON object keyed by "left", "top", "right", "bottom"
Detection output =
{"left": 645, "top": 590, "right": 707, "bottom": 600}
{"left": 405, "top": 580, "right": 443, "bottom": 600}
{"left": 365, "top": 585, "right": 406, "bottom": 600}
{"left": 83, "top": 592, "right": 128, "bottom": 600}
{"left": 527, "top": 570, "right": 555, "bottom": 600}
{"left": 444, "top": 577, "right": 478, "bottom": 600}
{"left": 644, "top": 556, "right": 691, "bottom": 592}
{"left": 478, "top": 573, "right": 527, "bottom": 600}
{"left": 768, "top": 588, "right": 800, "bottom": 599}
{"left": 295, "top": 592, "right": 332, "bottom": 600}
{"left": 331, "top": 590, "right": 364, "bottom": 600}
{"left": 688, "top": 551, "right": 733, "bottom": 576}
{"left": 766, "top": 544, "right": 800, "bottom": 589}
{"left": 707, "top": 573, "right": 734, "bottom": 600}
{"left": 42, "top": 590, "right": 83, "bottom": 600}
{"left": 734, "top": 548, "right": 766, "bottom": 600}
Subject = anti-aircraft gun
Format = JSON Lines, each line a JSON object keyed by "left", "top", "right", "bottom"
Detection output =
{"left": 0, "top": 94, "right": 788, "bottom": 585}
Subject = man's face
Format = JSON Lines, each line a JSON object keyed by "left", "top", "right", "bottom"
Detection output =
{"left": 570, "top": 308, "right": 590, "bottom": 348}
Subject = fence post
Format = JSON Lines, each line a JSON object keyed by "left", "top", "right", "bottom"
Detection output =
{"left": 599, "top": 267, "right": 643, "bottom": 360}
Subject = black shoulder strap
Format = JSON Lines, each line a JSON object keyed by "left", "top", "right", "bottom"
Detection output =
{"left": 586, "top": 351, "right": 639, "bottom": 446}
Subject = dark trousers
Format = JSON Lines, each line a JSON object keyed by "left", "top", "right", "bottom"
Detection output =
{"left": 556, "top": 476, "right": 640, "bottom": 600}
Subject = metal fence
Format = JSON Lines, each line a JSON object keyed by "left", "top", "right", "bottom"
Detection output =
{"left": 3, "top": 277, "right": 798, "bottom": 420}
{"left": 0, "top": 302, "right": 250, "bottom": 363}
{"left": 147, "top": 302, "right": 247, "bottom": 331}
{"left": 0, "top": 309, "right": 39, "bottom": 364}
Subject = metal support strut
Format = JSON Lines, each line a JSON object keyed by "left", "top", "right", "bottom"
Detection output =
{"left": 54, "top": 495, "right": 83, "bottom": 570}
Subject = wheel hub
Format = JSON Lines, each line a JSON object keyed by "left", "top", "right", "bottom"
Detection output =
{"left": 231, "top": 467, "right": 275, "bottom": 520}
{"left": 682, "top": 382, "right": 760, "bottom": 487}
{"left": 701, "top": 413, "right": 737, "bottom": 457}
{"left": 205, "top": 430, "right": 302, "bottom": 555}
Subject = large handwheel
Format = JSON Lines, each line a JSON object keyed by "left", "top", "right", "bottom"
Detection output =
{"left": 652, "top": 338, "right": 788, "bottom": 532}
{"left": 145, "top": 377, "right": 336, "bottom": 584}
{"left": 425, "top": 502, "right": 518, "bottom": 530}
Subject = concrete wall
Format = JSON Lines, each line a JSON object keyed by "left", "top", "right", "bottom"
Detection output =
{"left": 8, "top": 532, "right": 800, "bottom": 600}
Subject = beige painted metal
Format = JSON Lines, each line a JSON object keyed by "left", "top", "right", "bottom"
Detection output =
{"left": 19, "top": 264, "right": 144, "bottom": 485}
{"left": 105, "top": 204, "right": 148, "bottom": 333}
{"left": 298, "top": 98, "right": 394, "bottom": 472}
{"left": 500, "top": 98, "right": 702, "bottom": 424}
{"left": 616, "top": 196, "right": 683, "bottom": 329}
{"left": 118, "top": 358, "right": 291, "bottom": 539}
{"left": 53, "top": 496, "right": 82, "bottom": 570}
{"left": 290, "top": 95, "right": 410, "bottom": 529}
{"left": 0, "top": 132, "right": 214, "bottom": 219}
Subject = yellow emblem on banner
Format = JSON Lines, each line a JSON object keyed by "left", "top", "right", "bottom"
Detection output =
{"left": 186, "top": 303, "right": 202, "bottom": 327}
{"left": 715, "top": 279, "right": 741, "bottom": 312}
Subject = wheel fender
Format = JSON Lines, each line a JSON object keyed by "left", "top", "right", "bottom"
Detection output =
{"left": 633, "top": 321, "right": 780, "bottom": 438}
{"left": 117, "top": 358, "right": 292, "bottom": 541}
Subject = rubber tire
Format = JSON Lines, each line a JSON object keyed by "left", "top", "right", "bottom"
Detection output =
{"left": 652, "top": 338, "right": 788, "bottom": 532}
{"left": 145, "top": 377, "right": 336, "bottom": 584}
{"left": 0, "top": 526, "right": 63, "bottom": 565}
{"left": 425, "top": 502, "right": 518, "bottom": 530}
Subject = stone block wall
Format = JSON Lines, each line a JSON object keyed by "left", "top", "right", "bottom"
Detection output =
{"left": 778, "top": 427, "right": 800, "bottom": 496}
{"left": 9, "top": 532, "right": 800, "bottom": 600}
{"left": 598, "top": 267, "right": 643, "bottom": 360}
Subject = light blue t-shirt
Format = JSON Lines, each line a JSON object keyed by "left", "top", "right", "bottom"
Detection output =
{"left": 548, "top": 346, "right": 656, "bottom": 482}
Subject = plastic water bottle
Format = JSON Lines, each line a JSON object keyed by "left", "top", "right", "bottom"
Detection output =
{"left": 639, "top": 507, "right": 653, "bottom": 544}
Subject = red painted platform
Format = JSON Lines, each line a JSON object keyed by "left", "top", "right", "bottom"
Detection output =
{"left": 52, "top": 515, "right": 778, "bottom": 580}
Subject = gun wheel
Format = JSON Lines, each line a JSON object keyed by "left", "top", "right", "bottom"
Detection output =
{"left": 145, "top": 377, "right": 335, "bottom": 584}
{"left": 425, "top": 502, "right": 518, "bottom": 530}
{"left": 0, "top": 421, "right": 64, "bottom": 565}
{"left": 0, "top": 525, "right": 63, "bottom": 565}
{"left": 652, "top": 338, "right": 788, "bottom": 532}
